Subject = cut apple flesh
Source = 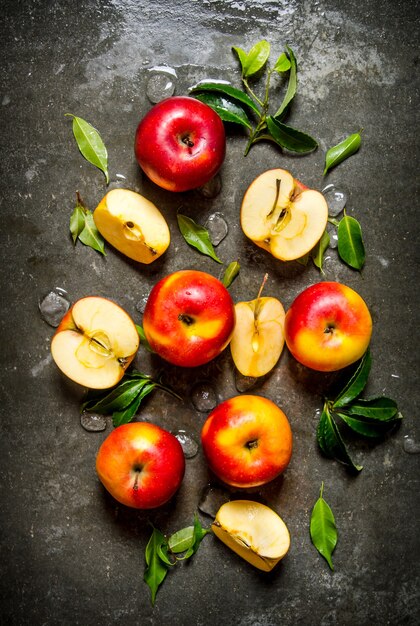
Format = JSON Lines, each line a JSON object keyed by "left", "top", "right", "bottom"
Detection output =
{"left": 51, "top": 296, "right": 139, "bottom": 389}
{"left": 230, "top": 297, "right": 285, "bottom": 377}
{"left": 212, "top": 500, "right": 290, "bottom": 572}
{"left": 241, "top": 168, "right": 328, "bottom": 261}
{"left": 93, "top": 188, "right": 170, "bottom": 264}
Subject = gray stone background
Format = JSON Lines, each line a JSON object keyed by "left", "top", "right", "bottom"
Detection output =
{"left": 1, "top": 0, "right": 419, "bottom": 624}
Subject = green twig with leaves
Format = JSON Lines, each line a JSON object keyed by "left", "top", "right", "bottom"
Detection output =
{"left": 70, "top": 192, "right": 106, "bottom": 255}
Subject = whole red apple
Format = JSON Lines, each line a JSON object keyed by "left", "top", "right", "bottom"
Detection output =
{"left": 201, "top": 395, "right": 293, "bottom": 488}
{"left": 134, "top": 96, "right": 225, "bottom": 192}
{"left": 96, "top": 422, "right": 185, "bottom": 509}
{"left": 142, "top": 269, "right": 235, "bottom": 367}
{"left": 284, "top": 281, "right": 372, "bottom": 372}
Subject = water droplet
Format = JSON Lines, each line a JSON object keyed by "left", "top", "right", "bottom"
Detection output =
{"left": 322, "top": 184, "right": 348, "bottom": 216}
{"left": 204, "top": 211, "right": 228, "bottom": 246}
{"left": 146, "top": 67, "right": 177, "bottom": 103}
{"left": 198, "top": 173, "right": 222, "bottom": 199}
{"left": 403, "top": 436, "right": 420, "bottom": 454}
{"left": 191, "top": 382, "right": 217, "bottom": 412}
{"left": 327, "top": 222, "right": 339, "bottom": 248}
{"left": 39, "top": 288, "right": 71, "bottom": 327}
{"left": 136, "top": 294, "right": 149, "bottom": 314}
{"left": 198, "top": 484, "right": 231, "bottom": 517}
{"left": 173, "top": 429, "right": 199, "bottom": 458}
{"left": 80, "top": 411, "right": 107, "bottom": 432}
{"left": 235, "top": 372, "right": 259, "bottom": 392}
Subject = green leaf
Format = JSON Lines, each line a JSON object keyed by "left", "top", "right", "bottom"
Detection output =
{"left": 266, "top": 116, "right": 318, "bottom": 153}
{"left": 273, "top": 46, "right": 297, "bottom": 119}
{"left": 190, "top": 82, "right": 260, "bottom": 116}
{"left": 178, "top": 515, "right": 211, "bottom": 560}
{"left": 296, "top": 252, "right": 310, "bottom": 266}
{"left": 65, "top": 114, "right": 109, "bottom": 183}
{"left": 83, "top": 379, "right": 148, "bottom": 414}
{"left": 323, "top": 131, "right": 362, "bottom": 176}
{"left": 310, "top": 482, "right": 338, "bottom": 570}
{"left": 317, "top": 404, "right": 362, "bottom": 472}
{"left": 194, "top": 92, "right": 252, "bottom": 129}
{"left": 69, "top": 202, "right": 86, "bottom": 244}
{"left": 135, "top": 324, "right": 154, "bottom": 353}
{"left": 112, "top": 383, "right": 156, "bottom": 427}
{"left": 222, "top": 261, "right": 240, "bottom": 287}
{"left": 344, "top": 397, "right": 399, "bottom": 420}
{"left": 232, "top": 46, "right": 248, "bottom": 72}
{"left": 333, "top": 350, "right": 371, "bottom": 408}
{"left": 168, "top": 526, "right": 195, "bottom": 554}
{"left": 177, "top": 213, "right": 223, "bottom": 263}
{"left": 337, "top": 412, "right": 402, "bottom": 438}
{"left": 144, "top": 527, "right": 170, "bottom": 606}
{"left": 337, "top": 215, "right": 365, "bottom": 270}
{"left": 241, "top": 40, "right": 271, "bottom": 78}
{"left": 78, "top": 211, "right": 106, "bottom": 255}
{"left": 311, "top": 229, "right": 330, "bottom": 272}
{"left": 273, "top": 52, "right": 291, "bottom": 73}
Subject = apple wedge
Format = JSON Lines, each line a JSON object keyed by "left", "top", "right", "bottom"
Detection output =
{"left": 241, "top": 168, "right": 328, "bottom": 261}
{"left": 51, "top": 296, "right": 139, "bottom": 389}
{"left": 230, "top": 274, "right": 285, "bottom": 376}
{"left": 93, "top": 188, "right": 170, "bottom": 264}
{"left": 212, "top": 500, "right": 290, "bottom": 572}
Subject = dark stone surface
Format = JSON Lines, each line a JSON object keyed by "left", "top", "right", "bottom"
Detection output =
{"left": 1, "top": 0, "right": 419, "bottom": 624}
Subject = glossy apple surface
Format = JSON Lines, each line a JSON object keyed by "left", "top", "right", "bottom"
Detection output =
{"left": 284, "top": 281, "right": 372, "bottom": 371}
{"left": 96, "top": 422, "right": 185, "bottom": 509}
{"left": 201, "top": 395, "right": 292, "bottom": 488}
{"left": 142, "top": 270, "right": 235, "bottom": 367}
{"left": 134, "top": 96, "right": 226, "bottom": 192}
{"left": 51, "top": 296, "right": 139, "bottom": 389}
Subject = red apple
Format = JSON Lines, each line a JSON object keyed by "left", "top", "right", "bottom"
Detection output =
{"left": 134, "top": 96, "right": 225, "bottom": 192}
{"left": 142, "top": 269, "right": 236, "bottom": 367}
{"left": 96, "top": 422, "right": 185, "bottom": 509}
{"left": 284, "top": 281, "right": 372, "bottom": 372}
{"left": 201, "top": 395, "right": 293, "bottom": 488}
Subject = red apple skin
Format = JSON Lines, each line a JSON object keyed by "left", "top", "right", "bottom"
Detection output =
{"left": 96, "top": 422, "right": 185, "bottom": 509}
{"left": 284, "top": 281, "right": 372, "bottom": 372}
{"left": 143, "top": 270, "right": 236, "bottom": 367}
{"left": 134, "top": 96, "right": 226, "bottom": 192}
{"left": 201, "top": 395, "right": 293, "bottom": 488}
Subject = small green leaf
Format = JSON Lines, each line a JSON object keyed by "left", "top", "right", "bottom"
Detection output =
{"left": 232, "top": 46, "right": 248, "bottom": 72}
{"left": 135, "top": 324, "right": 154, "bottom": 353}
{"left": 344, "top": 397, "right": 399, "bottom": 420}
{"left": 177, "top": 213, "right": 223, "bottom": 263}
{"left": 337, "top": 412, "right": 402, "bottom": 438}
{"left": 194, "top": 92, "right": 252, "bottom": 129}
{"left": 337, "top": 215, "right": 365, "bottom": 270}
{"left": 168, "top": 526, "right": 195, "bottom": 554}
{"left": 273, "top": 46, "right": 297, "bottom": 119}
{"left": 241, "top": 40, "right": 271, "bottom": 78}
{"left": 144, "top": 527, "right": 170, "bottom": 606}
{"left": 323, "top": 131, "right": 362, "bottom": 176}
{"left": 222, "top": 261, "right": 240, "bottom": 288}
{"left": 83, "top": 379, "right": 149, "bottom": 414}
{"left": 333, "top": 350, "right": 372, "bottom": 408}
{"left": 65, "top": 114, "right": 109, "bottom": 183}
{"left": 190, "top": 82, "right": 260, "bottom": 116}
{"left": 311, "top": 229, "right": 330, "bottom": 272}
{"left": 112, "top": 382, "right": 156, "bottom": 427}
{"left": 266, "top": 116, "right": 318, "bottom": 153}
{"left": 310, "top": 483, "right": 338, "bottom": 570}
{"left": 78, "top": 211, "right": 106, "bottom": 255}
{"left": 274, "top": 52, "right": 291, "bottom": 73}
{"left": 317, "top": 404, "right": 362, "bottom": 472}
{"left": 70, "top": 202, "right": 86, "bottom": 244}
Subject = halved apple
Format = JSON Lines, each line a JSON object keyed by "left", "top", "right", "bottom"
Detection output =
{"left": 93, "top": 188, "right": 170, "bottom": 264}
{"left": 230, "top": 274, "right": 285, "bottom": 376}
{"left": 212, "top": 500, "right": 290, "bottom": 571}
{"left": 241, "top": 169, "right": 328, "bottom": 261}
{"left": 51, "top": 296, "right": 139, "bottom": 389}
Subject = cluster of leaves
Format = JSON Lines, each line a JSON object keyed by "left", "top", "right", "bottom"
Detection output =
{"left": 310, "top": 483, "right": 338, "bottom": 570}
{"left": 317, "top": 350, "right": 402, "bottom": 472}
{"left": 70, "top": 192, "right": 105, "bottom": 255}
{"left": 190, "top": 41, "right": 317, "bottom": 157}
{"left": 82, "top": 369, "right": 180, "bottom": 427}
{"left": 145, "top": 515, "right": 210, "bottom": 605}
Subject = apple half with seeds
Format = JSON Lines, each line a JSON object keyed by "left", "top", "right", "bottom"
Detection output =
{"left": 241, "top": 168, "right": 328, "bottom": 261}
{"left": 51, "top": 296, "right": 139, "bottom": 389}
{"left": 93, "top": 188, "right": 170, "bottom": 264}
{"left": 212, "top": 500, "right": 290, "bottom": 572}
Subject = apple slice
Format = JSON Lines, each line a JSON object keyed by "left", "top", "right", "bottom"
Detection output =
{"left": 212, "top": 500, "right": 290, "bottom": 572}
{"left": 93, "top": 188, "right": 170, "bottom": 264}
{"left": 51, "top": 296, "right": 139, "bottom": 389}
{"left": 241, "top": 168, "right": 328, "bottom": 261}
{"left": 230, "top": 274, "right": 285, "bottom": 376}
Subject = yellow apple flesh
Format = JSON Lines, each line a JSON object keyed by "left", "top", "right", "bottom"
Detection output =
{"left": 230, "top": 296, "right": 285, "bottom": 377}
{"left": 93, "top": 188, "right": 170, "bottom": 264}
{"left": 241, "top": 168, "right": 328, "bottom": 261}
{"left": 212, "top": 500, "right": 290, "bottom": 572}
{"left": 51, "top": 296, "right": 139, "bottom": 389}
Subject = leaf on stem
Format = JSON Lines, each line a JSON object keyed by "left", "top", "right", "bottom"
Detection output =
{"left": 323, "top": 131, "right": 362, "bottom": 176}
{"left": 190, "top": 82, "right": 260, "bottom": 115}
{"left": 317, "top": 403, "right": 362, "bottom": 472}
{"left": 177, "top": 213, "right": 223, "bottom": 263}
{"left": 144, "top": 527, "right": 170, "bottom": 606}
{"left": 310, "top": 483, "right": 338, "bottom": 570}
{"left": 337, "top": 411, "right": 402, "bottom": 438}
{"left": 65, "top": 114, "right": 109, "bottom": 183}
{"left": 273, "top": 46, "right": 297, "bottom": 119}
{"left": 193, "top": 92, "right": 252, "bottom": 129}
{"left": 234, "top": 40, "right": 271, "bottom": 78}
{"left": 69, "top": 202, "right": 85, "bottom": 244}
{"left": 78, "top": 211, "right": 106, "bottom": 255}
{"left": 337, "top": 215, "right": 365, "bottom": 270}
{"left": 273, "top": 52, "right": 291, "bottom": 74}
{"left": 311, "top": 229, "right": 330, "bottom": 272}
{"left": 333, "top": 350, "right": 371, "bottom": 408}
{"left": 222, "top": 261, "right": 240, "bottom": 287}
{"left": 266, "top": 116, "right": 318, "bottom": 153}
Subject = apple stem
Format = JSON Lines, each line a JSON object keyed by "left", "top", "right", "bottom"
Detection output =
{"left": 256, "top": 273, "right": 269, "bottom": 301}
{"left": 266, "top": 178, "right": 282, "bottom": 219}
